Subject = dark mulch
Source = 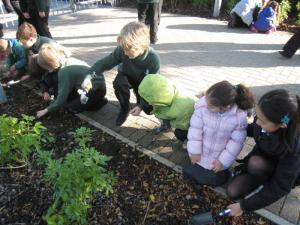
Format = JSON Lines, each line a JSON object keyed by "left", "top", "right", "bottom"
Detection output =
{"left": 0, "top": 84, "right": 275, "bottom": 225}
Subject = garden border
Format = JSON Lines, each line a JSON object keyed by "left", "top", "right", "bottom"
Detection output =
{"left": 76, "top": 113, "right": 294, "bottom": 225}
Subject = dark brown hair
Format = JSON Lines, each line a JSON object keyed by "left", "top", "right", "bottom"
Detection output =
{"left": 258, "top": 89, "right": 300, "bottom": 153}
{"left": 16, "top": 22, "right": 37, "bottom": 40}
{"left": 205, "top": 80, "right": 255, "bottom": 110}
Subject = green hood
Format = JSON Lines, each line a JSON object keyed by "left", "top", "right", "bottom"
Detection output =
{"left": 139, "top": 74, "right": 175, "bottom": 107}
{"left": 139, "top": 74, "right": 196, "bottom": 130}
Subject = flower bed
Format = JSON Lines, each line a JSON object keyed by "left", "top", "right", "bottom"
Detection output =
{"left": 0, "top": 85, "right": 275, "bottom": 225}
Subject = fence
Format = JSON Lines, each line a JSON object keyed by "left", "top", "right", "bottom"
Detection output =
{"left": 0, "top": 0, "right": 125, "bottom": 29}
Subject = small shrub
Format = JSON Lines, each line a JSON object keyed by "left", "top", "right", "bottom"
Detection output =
{"left": 225, "top": 0, "right": 239, "bottom": 11}
{"left": 295, "top": 1, "right": 300, "bottom": 25}
{"left": 40, "top": 127, "right": 117, "bottom": 225}
{"left": 279, "top": 0, "right": 292, "bottom": 23}
{"left": 0, "top": 114, "right": 51, "bottom": 167}
{"left": 192, "top": 0, "right": 212, "bottom": 8}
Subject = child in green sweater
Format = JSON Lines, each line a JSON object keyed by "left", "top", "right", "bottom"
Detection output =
{"left": 86, "top": 21, "right": 160, "bottom": 126}
{"left": 36, "top": 44, "right": 107, "bottom": 118}
{"left": 17, "top": 22, "right": 63, "bottom": 78}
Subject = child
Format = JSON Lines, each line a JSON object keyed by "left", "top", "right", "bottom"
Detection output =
{"left": 17, "top": 22, "right": 64, "bottom": 77}
{"left": 225, "top": 89, "right": 300, "bottom": 217}
{"left": 19, "top": 0, "right": 52, "bottom": 38}
{"left": 86, "top": 21, "right": 160, "bottom": 126}
{"left": 250, "top": 0, "right": 278, "bottom": 34}
{"left": 17, "top": 22, "right": 55, "bottom": 54}
{"left": 129, "top": 74, "right": 196, "bottom": 142}
{"left": 229, "top": 0, "right": 263, "bottom": 28}
{"left": 35, "top": 44, "right": 107, "bottom": 118}
{"left": 137, "top": 0, "right": 159, "bottom": 44}
{"left": 0, "top": 38, "right": 28, "bottom": 80}
{"left": 183, "top": 81, "right": 255, "bottom": 187}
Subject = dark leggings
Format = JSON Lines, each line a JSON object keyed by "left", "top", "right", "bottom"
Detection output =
{"left": 183, "top": 164, "right": 230, "bottom": 187}
{"left": 65, "top": 86, "right": 107, "bottom": 112}
{"left": 226, "top": 155, "right": 275, "bottom": 200}
{"left": 282, "top": 30, "right": 300, "bottom": 58}
{"left": 112, "top": 72, "right": 152, "bottom": 114}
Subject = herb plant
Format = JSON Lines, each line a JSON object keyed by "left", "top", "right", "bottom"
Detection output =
{"left": 0, "top": 114, "right": 50, "bottom": 167}
{"left": 40, "top": 127, "right": 117, "bottom": 225}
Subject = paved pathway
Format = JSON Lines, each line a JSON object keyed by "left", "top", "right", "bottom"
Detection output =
{"left": 5, "top": 6, "right": 300, "bottom": 224}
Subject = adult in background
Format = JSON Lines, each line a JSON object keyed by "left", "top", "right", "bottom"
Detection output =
{"left": 1, "top": 0, "right": 25, "bottom": 26}
{"left": 20, "top": 0, "right": 52, "bottom": 38}
{"left": 279, "top": 30, "right": 300, "bottom": 58}
{"left": 138, "top": 0, "right": 159, "bottom": 44}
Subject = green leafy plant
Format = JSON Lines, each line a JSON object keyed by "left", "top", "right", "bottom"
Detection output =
{"left": 279, "top": 0, "right": 292, "bottom": 23}
{"left": 0, "top": 114, "right": 51, "bottom": 167}
{"left": 295, "top": 1, "right": 300, "bottom": 25}
{"left": 225, "top": 0, "right": 239, "bottom": 11}
{"left": 40, "top": 127, "right": 117, "bottom": 225}
{"left": 192, "top": 0, "right": 211, "bottom": 8}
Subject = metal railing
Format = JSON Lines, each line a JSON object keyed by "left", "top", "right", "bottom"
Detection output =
{"left": 0, "top": 0, "right": 124, "bottom": 29}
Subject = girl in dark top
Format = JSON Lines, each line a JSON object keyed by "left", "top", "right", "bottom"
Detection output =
{"left": 226, "top": 89, "right": 300, "bottom": 216}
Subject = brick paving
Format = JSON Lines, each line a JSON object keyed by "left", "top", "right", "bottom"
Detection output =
{"left": 4, "top": 5, "right": 300, "bottom": 224}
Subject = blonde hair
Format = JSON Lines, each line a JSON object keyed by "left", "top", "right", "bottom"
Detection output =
{"left": 0, "top": 39, "right": 9, "bottom": 52}
{"left": 37, "top": 43, "right": 71, "bottom": 70}
{"left": 17, "top": 22, "right": 37, "bottom": 40}
{"left": 117, "top": 22, "right": 150, "bottom": 51}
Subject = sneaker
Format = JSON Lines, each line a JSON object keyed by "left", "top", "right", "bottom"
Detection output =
{"left": 279, "top": 50, "right": 293, "bottom": 59}
{"left": 266, "top": 27, "right": 276, "bottom": 34}
{"left": 182, "top": 140, "right": 187, "bottom": 150}
{"left": 116, "top": 111, "right": 129, "bottom": 126}
{"left": 153, "top": 121, "right": 171, "bottom": 135}
{"left": 250, "top": 25, "right": 258, "bottom": 33}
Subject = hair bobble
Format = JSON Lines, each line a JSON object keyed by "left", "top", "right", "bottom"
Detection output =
{"left": 281, "top": 115, "right": 290, "bottom": 125}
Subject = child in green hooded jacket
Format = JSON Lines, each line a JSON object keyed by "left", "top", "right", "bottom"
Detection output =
{"left": 130, "top": 74, "right": 196, "bottom": 141}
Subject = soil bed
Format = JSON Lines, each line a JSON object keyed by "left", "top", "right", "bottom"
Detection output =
{"left": 0, "top": 84, "right": 275, "bottom": 225}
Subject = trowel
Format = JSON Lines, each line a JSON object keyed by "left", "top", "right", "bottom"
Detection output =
{"left": 189, "top": 208, "right": 231, "bottom": 225}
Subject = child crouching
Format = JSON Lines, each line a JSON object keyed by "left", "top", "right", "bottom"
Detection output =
{"left": 183, "top": 81, "right": 254, "bottom": 187}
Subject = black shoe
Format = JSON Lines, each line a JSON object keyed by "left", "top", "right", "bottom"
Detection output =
{"left": 87, "top": 97, "right": 108, "bottom": 111}
{"left": 116, "top": 111, "right": 129, "bottom": 126}
{"left": 68, "top": 107, "right": 85, "bottom": 114}
{"left": 153, "top": 121, "right": 171, "bottom": 135}
{"left": 279, "top": 50, "right": 293, "bottom": 58}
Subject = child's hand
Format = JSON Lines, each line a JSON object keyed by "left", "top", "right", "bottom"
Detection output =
{"left": 10, "top": 65, "right": 16, "bottom": 72}
{"left": 228, "top": 203, "right": 243, "bottom": 217}
{"left": 39, "top": 11, "right": 46, "bottom": 18}
{"left": 20, "top": 75, "right": 30, "bottom": 81}
{"left": 36, "top": 108, "right": 48, "bottom": 118}
{"left": 190, "top": 154, "right": 201, "bottom": 164}
{"left": 129, "top": 106, "right": 142, "bottom": 116}
{"left": 43, "top": 92, "right": 51, "bottom": 101}
{"left": 211, "top": 159, "right": 224, "bottom": 173}
{"left": 23, "top": 12, "right": 30, "bottom": 19}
